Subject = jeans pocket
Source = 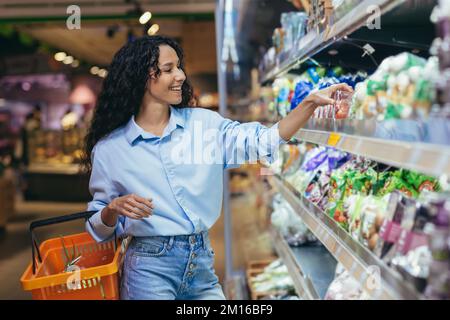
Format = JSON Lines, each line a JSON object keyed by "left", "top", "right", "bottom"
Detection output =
{"left": 132, "top": 238, "right": 168, "bottom": 257}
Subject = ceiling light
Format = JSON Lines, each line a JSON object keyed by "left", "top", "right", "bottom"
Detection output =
{"left": 63, "top": 56, "right": 74, "bottom": 64}
{"left": 90, "top": 66, "right": 100, "bottom": 75}
{"left": 139, "top": 11, "right": 152, "bottom": 24}
{"left": 147, "top": 24, "right": 160, "bottom": 36}
{"left": 54, "top": 52, "right": 67, "bottom": 61}
{"left": 328, "top": 49, "right": 339, "bottom": 56}
{"left": 71, "top": 60, "right": 80, "bottom": 68}
{"left": 98, "top": 69, "right": 108, "bottom": 78}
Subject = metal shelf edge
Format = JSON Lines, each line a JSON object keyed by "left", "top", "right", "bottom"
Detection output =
{"left": 295, "top": 129, "right": 450, "bottom": 178}
{"left": 270, "top": 227, "right": 319, "bottom": 300}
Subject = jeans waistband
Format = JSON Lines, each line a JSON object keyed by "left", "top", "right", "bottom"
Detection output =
{"left": 133, "top": 231, "right": 209, "bottom": 250}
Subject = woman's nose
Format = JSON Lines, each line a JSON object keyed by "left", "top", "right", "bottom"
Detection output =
{"left": 175, "top": 69, "right": 186, "bottom": 82}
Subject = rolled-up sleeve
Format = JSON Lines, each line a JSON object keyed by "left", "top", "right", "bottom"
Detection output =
{"left": 86, "top": 145, "right": 124, "bottom": 242}
{"left": 213, "top": 113, "right": 287, "bottom": 169}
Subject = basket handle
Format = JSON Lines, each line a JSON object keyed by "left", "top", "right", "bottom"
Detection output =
{"left": 30, "top": 210, "right": 106, "bottom": 274}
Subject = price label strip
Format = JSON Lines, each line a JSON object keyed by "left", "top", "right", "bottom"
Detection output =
{"left": 327, "top": 132, "right": 341, "bottom": 147}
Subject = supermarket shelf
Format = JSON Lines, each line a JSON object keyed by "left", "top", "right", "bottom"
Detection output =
{"left": 270, "top": 227, "right": 318, "bottom": 300}
{"left": 294, "top": 118, "right": 450, "bottom": 178}
{"left": 271, "top": 227, "right": 337, "bottom": 299}
{"left": 290, "top": 244, "right": 337, "bottom": 299}
{"left": 261, "top": 0, "right": 405, "bottom": 83}
{"left": 271, "top": 175, "right": 422, "bottom": 300}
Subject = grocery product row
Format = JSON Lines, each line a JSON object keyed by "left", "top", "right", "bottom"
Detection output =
{"left": 261, "top": 142, "right": 449, "bottom": 299}
{"left": 255, "top": 0, "right": 449, "bottom": 174}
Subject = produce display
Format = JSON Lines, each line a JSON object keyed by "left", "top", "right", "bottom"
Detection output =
{"left": 248, "top": 259, "right": 299, "bottom": 300}
{"left": 257, "top": 0, "right": 450, "bottom": 300}
{"left": 433, "top": 0, "right": 450, "bottom": 117}
{"left": 271, "top": 193, "right": 317, "bottom": 246}
{"left": 269, "top": 52, "right": 440, "bottom": 120}
{"left": 268, "top": 143, "right": 449, "bottom": 297}
{"left": 324, "top": 263, "right": 370, "bottom": 300}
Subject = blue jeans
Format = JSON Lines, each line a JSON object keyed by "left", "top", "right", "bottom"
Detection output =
{"left": 120, "top": 231, "right": 225, "bottom": 300}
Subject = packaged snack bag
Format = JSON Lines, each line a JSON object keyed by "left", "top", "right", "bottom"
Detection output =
{"left": 333, "top": 89, "right": 354, "bottom": 119}
{"left": 348, "top": 194, "right": 365, "bottom": 240}
{"left": 358, "top": 195, "right": 390, "bottom": 251}
{"left": 329, "top": 199, "right": 350, "bottom": 231}
{"left": 378, "top": 193, "right": 419, "bottom": 263}
{"left": 424, "top": 196, "right": 450, "bottom": 299}
{"left": 402, "top": 170, "right": 440, "bottom": 193}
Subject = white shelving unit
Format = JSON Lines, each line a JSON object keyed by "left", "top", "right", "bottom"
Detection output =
{"left": 256, "top": 0, "right": 449, "bottom": 300}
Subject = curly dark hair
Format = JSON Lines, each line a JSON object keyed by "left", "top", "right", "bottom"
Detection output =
{"left": 82, "top": 35, "right": 194, "bottom": 172}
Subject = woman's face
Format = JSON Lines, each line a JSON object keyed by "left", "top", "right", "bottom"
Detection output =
{"left": 148, "top": 45, "right": 186, "bottom": 106}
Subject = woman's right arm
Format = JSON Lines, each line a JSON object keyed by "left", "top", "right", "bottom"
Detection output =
{"left": 86, "top": 145, "right": 153, "bottom": 242}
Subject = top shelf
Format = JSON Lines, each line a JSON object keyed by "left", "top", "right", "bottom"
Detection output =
{"left": 260, "top": 0, "right": 406, "bottom": 83}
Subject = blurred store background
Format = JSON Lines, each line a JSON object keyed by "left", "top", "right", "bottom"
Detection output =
{"left": 0, "top": 0, "right": 292, "bottom": 300}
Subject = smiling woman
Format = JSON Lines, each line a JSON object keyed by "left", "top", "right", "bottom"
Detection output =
{"left": 82, "top": 35, "right": 347, "bottom": 300}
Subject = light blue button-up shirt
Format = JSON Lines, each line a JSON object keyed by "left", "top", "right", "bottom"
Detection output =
{"left": 86, "top": 106, "right": 286, "bottom": 242}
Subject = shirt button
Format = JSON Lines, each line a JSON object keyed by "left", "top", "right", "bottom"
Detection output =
{"left": 190, "top": 238, "right": 195, "bottom": 244}
{"left": 187, "top": 271, "right": 193, "bottom": 277}
{"left": 189, "top": 263, "right": 194, "bottom": 270}
{"left": 192, "top": 253, "right": 196, "bottom": 259}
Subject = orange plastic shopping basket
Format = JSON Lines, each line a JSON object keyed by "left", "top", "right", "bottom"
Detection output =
{"left": 20, "top": 211, "right": 126, "bottom": 300}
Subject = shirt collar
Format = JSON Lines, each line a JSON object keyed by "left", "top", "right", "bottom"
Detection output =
{"left": 124, "top": 106, "right": 185, "bottom": 145}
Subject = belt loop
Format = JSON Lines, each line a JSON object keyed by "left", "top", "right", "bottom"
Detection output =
{"left": 167, "top": 236, "right": 174, "bottom": 250}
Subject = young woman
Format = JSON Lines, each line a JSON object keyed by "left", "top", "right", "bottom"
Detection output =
{"left": 83, "top": 35, "right": 352, "bottom": 300}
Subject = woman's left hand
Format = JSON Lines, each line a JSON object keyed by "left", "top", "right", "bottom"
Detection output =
{"left": 278, "top": 83, "right": 353, "bottom": 141}
{"left": 303, "top": 83, "right": 354, "bottom": 108}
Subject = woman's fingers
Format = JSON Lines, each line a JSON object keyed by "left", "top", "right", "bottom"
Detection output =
{"left": 134, "top": 195, "right": 154, "bottom": 211}
{"left": 332, "top": 83, "right": 353, "bottom": 93}
{"left": 124, "top": 202, "right": 149, "bottom": 218}
{"left": 121, "top": 207, "right": 142, "bottom": 220}
{"left": 133, "top": 194, "right": 154, "bottom": 210}
{"left": 130, "top": 199, "right": 152, "bottom": 216}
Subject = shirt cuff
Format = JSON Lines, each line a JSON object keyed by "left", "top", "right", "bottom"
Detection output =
{"left": 86, "top": 209, "right": 117, "bottom": 242}
{"left": 272, "top": 122, "right": 289, "bottom": 144}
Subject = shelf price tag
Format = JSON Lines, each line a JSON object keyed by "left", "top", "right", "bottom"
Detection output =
{"left": 327, "top": 132, "right": 341, "bottom": 146}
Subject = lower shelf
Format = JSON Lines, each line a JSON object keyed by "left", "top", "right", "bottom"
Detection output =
{"left": 271, "top": 175, "right": 422, "bottom": 300}
{"left": 270, "top": 228, "right": 337, "bottom": 299}
{"left": 290, "top": 245, "right": 337, "bottom": 299}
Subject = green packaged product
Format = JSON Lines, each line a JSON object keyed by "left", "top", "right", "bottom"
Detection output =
{"left": 372, "top": 171, "right": 392, "bottom": 196}
{"left": 352, "top": 168, "right": 378, "bottom": 195}
{"left": 366, "top": 78, "right": 387, "bottom": 96}
{"left": 402, "top": 170, "right": 440, "bottom": 193}
{"left": 379, "top": 174, "right": 418, "bottom": 199}
{"left": 384, "top": 102, "right": 404, "bottom": 120}
{"left": 329, "top": 199, "right": 350, "bottom": 231}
